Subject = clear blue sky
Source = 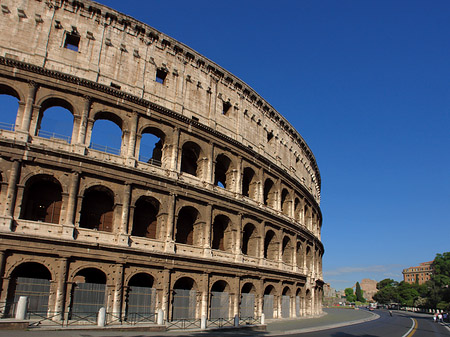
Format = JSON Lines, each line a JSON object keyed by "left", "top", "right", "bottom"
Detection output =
{"left": 96, "top": 0, "right": 449, "bottom": 290}
{"left": 2, "top": 1, "right": 448, "bottom": 290}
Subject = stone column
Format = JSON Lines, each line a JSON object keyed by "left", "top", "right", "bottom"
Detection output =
{"left": 234, "top": 213, "right": 243, "bottom": 262}
{"left": 127, "top": 113, "right": 138, "bottom": 160}
{"left": 19, "top": 81, "right": 38, "bottom": 133}
{"left": 2, "top": 160, "right": 21, "bottom": 230}
{"left": 203, "top": 204, "right": 212, "bottom": 257}
{"left": 161, "top": 268, "right": 171, "bottom": 321}
{"left": 77, "top": 96, "right": 91, "bottom": 145}
{"left": 200, "top": 273, "right": 209, "bottom": 319}
{"left": 164, "top": 193, "right": 176, "bottom": 252}
{"left": 62, "top": 171, "right": 79, "bottom": 237}
{"left": 118, "top": 183, "right": 131, "bottom": 245}
{"left": 235, "top": 156, "right": 243, "bottom": 194}
{"left": 113, "top": 264, "right": 124, "bottom": 318}
{"left": 54, "top": 257, "right": 68, "bottom": 319}
{"left": 170, "top": 127, "right": 180, "bottom": 172}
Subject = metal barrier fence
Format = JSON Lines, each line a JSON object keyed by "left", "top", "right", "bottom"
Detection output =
{"left": 0, "top": 122, "right": 15, "bottom": 131}
{"left": 239, "top": 316, "right": 260, "bottom": 325}
{"left": 166, "top": 318, "right": 202, "bottom": 330}
{"left": 207, "top": 317, "right": 235, "bottom": 328}
{"left": 37, "top": 130, "right": 71, "bottom": 143}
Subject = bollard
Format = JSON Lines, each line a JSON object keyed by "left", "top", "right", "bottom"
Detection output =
{"left": 201, "top": 314, "right": 207, "bottom": 329}
{"left": 234, "top": 314, "right": 239, "bottom": 327}
{"left": 157, "top": 309, "right": 164, "bottom": 325}
{"left": 97, "top": 307, "right": 106, "bottom": 327}
{"left": 261, "top": 313, "right": 265, "bottom": 325}
{"left": 15, "top": 296, "right": 28, "bottom": 320}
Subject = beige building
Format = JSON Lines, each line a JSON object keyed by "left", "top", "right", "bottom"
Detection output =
{"left": 403, "top": 261, "right": 434, "bottom": 285}
{"left": 0, "top": 0, "right": 324, "bottom": 326}
{"left": 358, "top": 279, "right": 377, "bottom": 302}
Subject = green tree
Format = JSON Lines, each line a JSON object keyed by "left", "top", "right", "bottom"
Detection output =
{"left": 355, "top": 282, "right": 366, "bottom": 302}
{"left": 345, "top": 288, "right": 356, "bottom": 303}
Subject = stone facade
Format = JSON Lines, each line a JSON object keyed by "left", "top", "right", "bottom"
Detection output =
{"left": 403, "top": 261, "right": 434, "bottom": 285}
{"left": 0, "top": 0, "right": 323, "bottom": 323}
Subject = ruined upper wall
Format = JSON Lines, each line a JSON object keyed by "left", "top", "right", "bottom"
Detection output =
{"left": 0, "top": 0, "right": 321, "bottom": 202}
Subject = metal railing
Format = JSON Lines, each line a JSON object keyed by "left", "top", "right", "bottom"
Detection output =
{"left": 0, "top": 122, "right": 15, "bottom": 131}
{"left": 239, "top": 316, "right": 260, "bottom": 325}
{"left": 122, "top": 312, "right": 156, "bottom": 325}
{"left": 166, "top": 318, "right": 201, "bottom": 330}
{"left": 207, "top": 317, "right": 235, "bottom": 328}
{"left": 138, "top": 154, "right": 162, "bottom": 166}
{"left": 27, "top": 311, "right": 62, "bottom": 326}
{"left": 37, "top": 129, "right": 71, "bottom": 143}
{"left": 89, "top": 142, "right": 121, "bottom": 155}
{"left": 66, "top": 312, "right": 98, "bottom": 326}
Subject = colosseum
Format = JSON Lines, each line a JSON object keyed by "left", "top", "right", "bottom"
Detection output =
{"left": 0, "top": 0, "right": 323, "bottom": 327}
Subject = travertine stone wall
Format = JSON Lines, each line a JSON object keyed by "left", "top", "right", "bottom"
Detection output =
{"left": 0, "top": 0, "right": 324, "bottom": 323}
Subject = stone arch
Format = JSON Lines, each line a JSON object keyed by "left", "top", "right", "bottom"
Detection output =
{"left": 240, "top": 282, "right": 257, "bottom": 318}
{"left": 306, "top": 245, "right": 313, "bottom": 273}
{"left": 19, "top": 174, "right": 63, "bottom": 224}
{"left": 242, "top": 166, "right": 257, "bottom": 200}
{"left": 175, "top": 206, "right": 200, "bottom": 246}
{"left": 281, "top": 285, "right": 292, "bottom": 318}
{"left": 296, "top": 241, "right": 304, "bottom": 269}
{"left": 263, "top": 284, "right": 277, "bottom": 319}
{"left": 70, "top": 267, "right": 107, "bottom": 314}
{"left": 180, "top": 141, "right": 203, "bottom": 177}
{"left": 282, "top": 235, "right": 294, "bottom": 265}
{"left": 214, "top": 153, "right": 233, "bottom": 190}
{"left": 138, "top": 126, "right": 166, "bottom": 166}
{"left": 263, "top": 178, "right": 276, "bottom": 208}
{"left": 210, "top": 280, "right": 231, "bottom": 319}
{"left": 241, "top": 222, "right": 259, "bottom": 257}
{"left": 0, "top": 82, "right": 22, "bottom": 129}
{"left": 211, "top": 214, "right": 233, "bottom": 252}
{"left": 264, "top": 229, "right": 279, "bottom": 261}
{"left": 6, "top": 262, "right": 52, "bottom": 316}
{"left": 126, "top": 273, "right": 156, "bottom": 317}
{"left": 35, "top": 96, "right": 75, "bottom": 142}
{"left": 294, "top": 197, "right": 301, "bottom": 221}
{"left": 89, "top": 110, "right": 124, "bottom": 155}
{"left": 131, "top": 196, "right": 160, "bottom": 239}
{"left": 280, "top": 188, "right": 290, "bottom": 216}
{"left": 79, "top": 185, "right": 115, "bottom": 232}
{"left": 172, "top": 276, "right": 198, "bottom": 320}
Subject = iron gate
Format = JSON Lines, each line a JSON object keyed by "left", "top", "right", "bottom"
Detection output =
{"left": 12, "top": 277, "right": 50, "bottom": 315}
{"left": 125, "top": 286, "right": 156, "bottom": 322}
{"left": 296, "top": 295, "right": 300, "bottom": 316}
{"left": 281, "top": 295, "right": 290, "bottom": 318}
{"left": 263, "top": 294, "right": 274, "bottom": 319}
{"left": 240, "top": 293, "right": 255, "bottom": 318}
{"left": 210, "top": 291, "right": 229, "bottom": 319}
{"left": 70, "top": 283, "right": 105, "bottom": 315}
{"left": 172, "top": 289, "right": 196, "bottom": 320}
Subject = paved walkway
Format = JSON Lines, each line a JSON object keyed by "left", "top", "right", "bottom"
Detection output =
{"left": 0, "top": 308, "right": 379, "bottom": 336}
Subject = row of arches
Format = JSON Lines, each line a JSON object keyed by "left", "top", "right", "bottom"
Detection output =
{"left": 1, "top": 260, "right": 321, "bottom": 321}
{"left": 0, "top": 83, "right": 321, "bottom": 236}
{"left": 7, "top": 173, "right": 322, "bottom": 273}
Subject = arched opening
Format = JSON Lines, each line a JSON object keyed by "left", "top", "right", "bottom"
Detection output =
{"left": 240, "top": 283, "right": 256, "bottom": 319}
{"left": 37, "top": 99, "right": 74, "bottom": 142}
{"left": 70, "top": 268, "right": 107, "bottom": 315}
{"left": 131, "top": 196, "right": 159, "bottom": 239}
{"left": 304, "top": 204, "right": 311, "bottom": 230}
{"left": 296, "top": 241, "right": 304, "bottom": 270}
{"left": 264, "top": 229, "right": 279, "bottom": 261}
{"left": 20, "top": 175, "right": 62, "bottom": 224}
{"left": 294, "top": 197, "right": 301, "bottom": 221}
{"left": 0, "top": 84, "right": 20, "bottom": 131}
{"left": 242, "top": 167, "right": 257, "bottom": 199}
{"left": 180, "top": 142, "right": 201, "bottom": 177}
{"left": 79, "top": 186, "right": 114, "bottom": 232}
{"left": 139, "top": 127, "right": 165, "bottom": 166}
{"left": 214, "top": 154, "right": 232, "bottom": 189}
{"left": 306, "top": 246, "right": 313, "bottom": 273}
{"left": 281, "top": 287, "right": 291, "bottom": 318}
{"left": 6, "top": 262, "right": 51, "bottom": 316}
{"left": 263, "top": 178, "right": 276, "bottom": 208}
{"left": 126, "top": 273, "right": 156, "bottom": 319}
{"left": 282, "top": 236, "right": 293, "bottom": 265}
{"left": 90, "top": 113, "right": 123, "bottom": 155}
{"left": 241, "top": 223, "right": 258, "bottom": 257}
{"left": 175, "top": 206, "right": 198, "bottom": 245}
{"left": 280, "top": 188, "right": 290, "bottom": 215}
{"left": 211, "top": 214, "right": 232, "bottom": 252}
{"left": 172, "top": 277, "right": 196, "bottom": 320}
{"left": 263, "top": 285, "right": 275, "bottom": 319}
{"left": 305, "top": 289, "right": 312, "bottom": 315}
{"left": 210, "top": 280, "right": 230, "bottom": 319}
{"left": 295, "top": 288, "right": 302, "bottom": 317}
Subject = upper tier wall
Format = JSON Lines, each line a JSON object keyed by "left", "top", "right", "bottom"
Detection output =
{"left": 0, "top": 0, "right": 321, "bottom": 203}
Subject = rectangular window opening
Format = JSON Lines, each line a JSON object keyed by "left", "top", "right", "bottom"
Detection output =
{"left": 156, "top": 69, "right": 167, "bottom": 84}
{"left": 64, "top": 33, "right": 80, "bottom": 52}
{"left": 222, "top": 101, "right": 231, "bottom": 115}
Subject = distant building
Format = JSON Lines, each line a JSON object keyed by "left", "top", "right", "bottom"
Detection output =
{"left": 323, "top": 283, "right": 344, "bottom": 307}
{"left": 358, "top": 279, "right": 378, "bottom": 301}
{"left": 402, "top": 261, "right": 434, "bottom": 285}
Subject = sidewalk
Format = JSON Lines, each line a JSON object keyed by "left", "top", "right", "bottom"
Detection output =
{"left": 0, "top": 308, "right": 379, "bottom": 337}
